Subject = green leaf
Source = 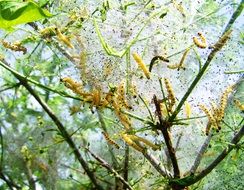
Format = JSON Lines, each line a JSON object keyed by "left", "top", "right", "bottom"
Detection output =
{"left": 0, "top": 0, "right": 52, "bottom": 30}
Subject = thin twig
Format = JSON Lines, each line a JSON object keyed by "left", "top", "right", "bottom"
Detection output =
{"left": 87, "top": 148, "right": 133, "bottom": 190}
{"left": 142, "top": 149, "right": 173, "bottom": 178}
{"left": 190, "top": 131, "right": 213, "bottom": 174}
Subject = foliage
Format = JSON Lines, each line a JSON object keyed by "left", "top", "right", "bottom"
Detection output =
{"left": 0, "top": 0, "right": 243, "bottom": 190}
{"left": 0, "top": 0, "right": 52, "bottom": 30}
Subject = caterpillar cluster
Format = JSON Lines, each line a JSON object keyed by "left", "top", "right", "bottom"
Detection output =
{"left": 193, "top": 32, "right": 207, "bottom": 49}
{"left": 61, "top": 77, "right": 133, "bottom": 130}
{"left": 121, "top": 133, "right": 160, "bottom": 152}
{"left": 167, "top": 48, "right": 190, "bottom": 70}
{"left": 164, "top": 78, "right": 176, "bottom": 113}
{"left": 102, "top": 131, "right": 120, "bottom": 149}
{"left": 132, "top": 52, "right": 150, "bottom": 79}
{"left": 198, "top": 85, "right": 234, "bottom": 135}
{"left": 1, "top": 40, "right": 27, "bottom": 54}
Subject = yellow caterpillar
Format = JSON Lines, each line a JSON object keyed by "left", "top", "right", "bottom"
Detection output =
{"left": 127, "top": 135, "right": 161, "bottom": 151}
{"left": 167, "top": 48, "right": 190, "bottom": 70}
{"left": 112, "top": 101, "right": 131, "bottom": 130}
{"left": 117, "top": 82, "right": 132, "bottom": 109}
{"left": 54, "top": 28, "right": 74, "bottom": 49}
{"left": 185, "top": 101, "right": 191, "bottom": 119}
{"left": 102, "top": 131, "right": 120, "bottom": 149}
{"left": 218, "top": 86, "right": 233, "bottom": 121}
{"left": 132, "top": 52, "right": 150, "bottom": 79}
{"left": 2, "top": 40, "right": 27, "bottom": 54}
{"left": 121, "top": 134, "right": 144, "bottom": 152}
{"left": 212, "top": 29, "right": 232, "bottom": 51}
{"left": 164, "top": 78, "right": 176, "bottom": 112}
{"left": 198, "top": 104, "right": 218, "bottom": 135}
{"left": 193, "top": 32, "right": 207, "bottom": 49}
{"left": 60, "top": 77, "right": 93, "bottom": 99}
{"left": 234, "top": 99, "right": 244, "bottom": 111}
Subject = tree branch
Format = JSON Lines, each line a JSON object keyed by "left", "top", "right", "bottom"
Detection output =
{"left": 153, "top": 95, "right": 180, "bottom": 178}
{"left": 0, "top": 59, "right": 103, "bottom": 190}
{"left": 87, "top": 148, "right": 133, "bottom": 190}
{"left": 172, "top": 125, "right": 244, "bottom": 187}
{"left": 0, "top": 170, "right": 21, "bottom": 190}
{"left": 190, "top": 131, "right": 213, "bottom": 174}
{"left": 142, "top": 149, "right": 173, "bottom": 178}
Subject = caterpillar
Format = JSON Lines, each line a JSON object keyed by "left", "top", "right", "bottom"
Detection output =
{"left": 54, "top": 28, "right": 74, "bottom": 49}
{"left": 112, "top": 101, "right": 131, "bottom": 130}
{"left": 102, "top": 131, "right": 120, "bottom": 149}
{"left": 2, "top": 40, "right": 27, "bottom": 54}
{"left": 149, "top": 55, "right": 169, "bottom": 72}
{"left": 218, "top": 86, "right": 233, "bottom": 120}
{"left": 60, "top": 77, "right": 81, "bottom": 88}
{"left": 92, "top": 89, "right": 101, "bottom": 107}
{"left": 127, "top": 135, "right": 161, "bottom": 151}
{"left": 172, "top": 0, "right": 186, "bottom": 17}
{"left": 129, "top": 84, "right": 138, "bottom": 99}
{"left": 132, "top": 53, "right": 150, "bottom": 79}
{"left": 61, "top": 77, "right": 91, "bottom": 97}
{"left": 185, "top": 101, "right": 191, "bottom": 119}
{"left": 193, "top": 32, "right": 207, "bottom": 49}
{"left": 198, "top": 104, "right": 217, "bottom": 134}
{"left": 164, "top": 78, "right": 176, "bottom": 112}
{"left": 40, "top": 26, "right": 56, "bottom": 37}
{"left": 117, "top": 82, "right": 132, "bottom": 109}
{"left": 234, "top": 99, "right": 244, "bottom": 111}
{"left": 212, "top": 29, "right": 232, "bottom": 51}
{"left": 121, "top": 134, "right": 144, "bottom": 152}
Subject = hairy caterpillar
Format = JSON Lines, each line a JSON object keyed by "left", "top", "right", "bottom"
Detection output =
{"left": 160, "top": 102, "right": 168, "bottom": 117}
{"left": 172, "top": 0, "right": 186, "bottom": 17}
{"left": 218, "top": 86, "right": 233, "bottom": 120}
{"left": 121, "top": 134, "right": 144, "bottom": 152}
{"left": 127, "top": 135, "right": 161, "bottom": 151}
{"left": 92, "top": 89, "right": 101, "bottom": 107}
{"left": 112, "top": 101, "right": 131, "bottom": 130}
{"left": 149, "top": 55, "right": 169, "bottom": 72}
{"left": 211, "top": 29, "right": 232, "bottom": 51}
{"left": 234, "top": 99, "right": 244, "bottom": 111}
{"left": 193, "top": 32, "right": 207, "bottom": 49}
{"left": 60, "top": 77, "right": 92, "bottom": 98}
{"left": 40, "top": 26, "right": 56, "bottom": 38}
{"left": 117, "top": 82, "right": 132, "bottom": 109}
{"left": 129, "top": 84, "right": 138, "bottom": 98}
{"left": 2, "top": 40, "right": 27, "bottom": 54}
{"left": 102, "top": 131, "right": 120, "bottom": 149}
{"left": 198, "top": 104, "right": 218, "bottom": 135}
{"left": 132, "top": 53, "right": 150, "bottom": 79}
{"left": 164, "top": 78, "right": 176, "bottom": 112}
{"left": 54, "top": 28, "right": 74, "bottom": 49}
{"left": 167, "top": 48, "right": 190, "bottom": 70}
{"left": 185, "top": 101, "right": 191, "bottom": 119}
